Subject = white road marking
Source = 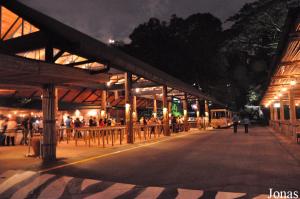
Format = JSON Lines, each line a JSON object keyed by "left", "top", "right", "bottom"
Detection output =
{"left": 11, "top": 174, "right": 54, "bottom": 199}
{"left": 0, "top": 170, "right": 18, "bottom": 184}
{"left": 176, "top": 188, "right": 204, "bottom": 199}
{"left": 37, "top": 176, "right": 73, "bottom": 199}
{"left": 0, "top": 171, "right": 36, "bottom": 194}
{"left": 215, "top": 191, "right": 246, "bottom": 199}
{"left": 135, "top": 186, "right": 164, "bottom": 199}
{"left": 84, "top": 183, "right": 135, "bottom": 199}
{"left": 81, "top": 179, "right": 101, "bottom": 191}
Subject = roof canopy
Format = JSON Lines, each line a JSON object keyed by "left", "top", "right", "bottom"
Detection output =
{"left": 261, "top": 7, "right": 300, "bottom": 107}
{"left": 0, "top": 0, "right": 224, "bottom": 109}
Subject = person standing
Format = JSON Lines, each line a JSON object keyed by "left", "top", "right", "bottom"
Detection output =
{"left": 232, "top": 114, "right": 239, "bottom": 133}
{"left": 89, "top": 116, "right": 94, "bottom": 127}
{"left": 0, "top": 118, "right": 8, "bottom": 146}
{"left": 6, "top": 118, "right": 17, "bottom": 146}
{"left": 243, "top": 116, "right": 250, "bottom": 134}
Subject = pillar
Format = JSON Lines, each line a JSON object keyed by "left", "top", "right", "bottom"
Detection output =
{"left": 114, "top": 90, "right": 119, "bottom": 100}
{"left": 153, "top": 94, "right": 157, "bottom": 118}
{"left": 42, "top": 84, "right": 57, "bottom": 161}
{"left": 168, "top": 101, "right": 172, "bottom": 116}
{"left": 270, "top": 103, "right": 274, "bottom": 121}
{"left": 280, "top": 98, "right": 285, "bottom": 121}
{"left": 183, "top": 94, "right": 188, "bottom": 131}
{"left": 289, "top": 88, "right": 296, "bottom": 124}
{"left": 196, "top": 99, "right": 200, "bottom": 128}
{"left": 274, "top": 105, "right": 278, "bottom": 121}
{"left": 205, "top": 100, "right": 210, "bottom": 127}
{"left": 162, "top": 85, "right": 170, "bottom": 136}
{"left": 133, "top": 95, "right": 137, "bottom": 122}
{"left": 125, "top": 72, "right": 133, "bottom": 143}
{"left": 101, "top": 90, "right": 107, "bottom": 119}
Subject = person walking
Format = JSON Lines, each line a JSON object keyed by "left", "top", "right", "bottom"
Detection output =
{"left": 243, "top": 116, "right": 250, "bottom": 134}
{"left": 232, "top": 114, "right": 239, "bottom": 133}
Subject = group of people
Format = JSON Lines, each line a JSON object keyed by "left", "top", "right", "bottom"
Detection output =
{"left": 0, "top": 116, "right": 42, "bottom": 146}
{"left": 0, "top": 118, "right": 16, "bottom": 146}
{"left": 232, "top": 114, "right": 250, "bottom": 133}
{"left": 63, "top": 116, "right": 118, "bottom": 129}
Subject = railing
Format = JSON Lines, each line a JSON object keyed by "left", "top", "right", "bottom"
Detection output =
{"left": 56, "top": 124, "right": 167, "bottom": 147}
{"left": 269, "top": 120, "right": 300, "bottom": 140}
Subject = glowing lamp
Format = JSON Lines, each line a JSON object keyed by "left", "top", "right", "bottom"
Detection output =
{"left": 153, "top": 112, "right": 157, "bottom": 118}
{"left": 88, "top": 110, "right": 98, "bottom": 117}
{"left": 281, "top": 87, "right": 287, "bottom": 92}
{"left": 100, "top": 110, "right": 106, "bottom": 118}
{"left": 75, "top": 110, "right": 81, "bottom": 117}
{"left": 290, "top": 80, "right": 297, "bottom": 86}
{"left": 191, "top": 104, "right": 198, "bottom": 110}
{"left": 274, "top": 103, "right": 280, "bottom": 108}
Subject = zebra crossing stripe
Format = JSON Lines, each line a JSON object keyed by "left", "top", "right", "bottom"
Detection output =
{"left": 0, "top": 170, "right": 19, "bottom": 184}
{"left": 252, "top": 194, "right": 269, "bottom": 199}
{"left": 37, "top": 176, "right": 73, "bottom": 199}
{"left": 215, "top": 191, "right": 247, "bottom": 199}
{"left": 81, "top": 179, "right": 101, "bottom": 191}
{"left": 84, "top": 183, "right": 135, "bottom": 199}
{"left": 0, "top": 171, "right": 36, "bottom": 194}
{"left": 176, "top": 188, "right": 204, "bottom": 199}
{"left": 11, "top": 174, "right": 54, "bottom": 199}
{"left": 135, "top": 186, "right": 165, "bottom": 199}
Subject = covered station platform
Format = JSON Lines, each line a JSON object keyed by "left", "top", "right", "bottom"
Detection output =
{"left": 261, "top": 4, "right": 300, "bottom": 144}
{"left": 0, "top": 1, "right": 224, "bottom": 161}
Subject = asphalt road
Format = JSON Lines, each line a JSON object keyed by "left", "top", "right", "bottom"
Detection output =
{"left": 46, "top": 126, "right": 300, "bottom": 195}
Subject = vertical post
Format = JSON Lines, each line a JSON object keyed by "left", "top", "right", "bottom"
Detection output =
{"left": 125, "top": 72, "right": 133, "bottom": 143}
{"left": 183, "top": 94, "right": 188, "bottom": 132}
{"left": 205, "top": 100, "right": 210, "bottom": 127}
{"left": 270, "top": 103, "right": 274, "bottom": 121}
{"left": 101, "top": 90, "right": 107, "bottom": 119}
{"left": 289, "top": 88, "right": 296, "bottom": 124}
{"left": 114, "top": 90, "right": 119, "bottom": 100}
{"left": 153, "top": 94, "right": 157, "bottom": 118}
{"left": 42, "top": 84, "right": 57, "bottom": 161}
{"left": 168, "top": 101, "right": 172, "bottom": 132}
{"left": 162, "top": 86, "right": 170, "bottom": 136}
{"left": 168, "top": 101, "right": 172, "bottom": 116}
{"left": 0, "top": 6, "right": 2, "bottom": 39}
{"left": 274, "top": 104, "right": 278, "bottom": 121}
{"left": 42, "top": 42, "right": 57, "bottom": 161}
{"left": 280, "top": 98, "right": 285, "bottom": 121}
{"left": 196, "top": 99, "right": 200, "bottom": 128}
{"left": 133, "top": 95, "right": 137, "bottom": 122}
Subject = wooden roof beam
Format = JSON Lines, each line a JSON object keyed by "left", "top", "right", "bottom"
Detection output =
{"left": 0, "top": 31, "right": 46, "bottom": 54}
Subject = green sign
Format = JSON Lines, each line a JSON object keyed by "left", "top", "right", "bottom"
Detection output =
{"left": 171, "top": 98, "right": 183, "bottom": 117}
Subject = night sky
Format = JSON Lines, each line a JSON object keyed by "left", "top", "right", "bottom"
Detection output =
{"left": 20, "top": 0, "right": 255, "bottom": 43}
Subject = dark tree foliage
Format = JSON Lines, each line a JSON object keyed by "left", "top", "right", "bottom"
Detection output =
{"left": 117, "top": 0, "right": 288, "bottom": 110}
{"left": 120, "top": 13, "right": 225, "bottom": 91}
{"left": 223, "top": 0, "right": 288, "bottom": 108}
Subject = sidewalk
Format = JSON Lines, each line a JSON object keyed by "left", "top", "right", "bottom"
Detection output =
{"left": 268, "top": 127, "right": 300, "bottom": 164}
{"left": 0, "top": 128, "right": 204, "bottom": 174}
